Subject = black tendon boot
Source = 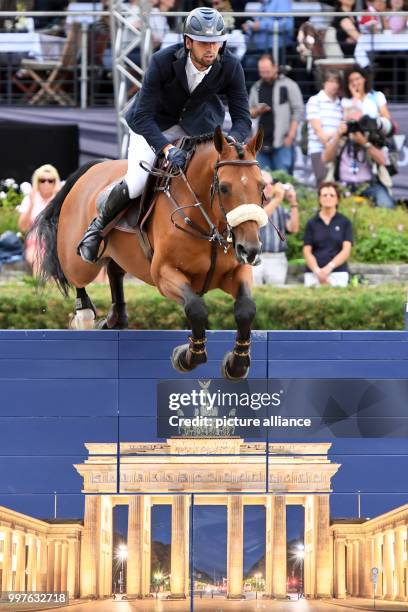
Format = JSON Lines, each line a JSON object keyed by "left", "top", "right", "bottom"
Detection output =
{"left": 77, "top": 180, "right": 130, "bottom": 263}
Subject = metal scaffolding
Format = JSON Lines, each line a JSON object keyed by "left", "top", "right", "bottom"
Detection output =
{"left": 109, "top": 0, "right": 152, "bottom": 158}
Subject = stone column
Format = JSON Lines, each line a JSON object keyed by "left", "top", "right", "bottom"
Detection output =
{"left": 334, "top": 538, "right": 346, "bottom": 598}
{"left": 61, "top": 542, "right": 68, "bottom": 591}
{"left": 80, "top": 495, "right": 101, "bottom": 597}
{"left": 383, "top": 530, "right": 394, "bottom": 599}
{"left": 27, "top": 536, "right": 37, "bottom": 592}
{"left": 54, "top": 541, "right": 62, "bottom": 592}
{"left": 315, "top": 495, "right": 331, "bottom": 598}
{"left": 67, "top": 540, "right": 78, "bottom": 598}
{"left": 374, "top": 533, "right": 383, "bottom": 597}
{"left": 227, "top": 495, "right": 244, "bottom": 599}
{"left": 361, "top": 537, "right": 373, "bottom": 598}
{"left": 304, "top": 495, "right": 315, "bottom": 598}
{"left": 127, "top": 496, "right": 152, "bottom": 598}
{"left": 15, "top": 531, "right": 26, "bottom": 591}
{"left": 47, "top": 541, "right": 55, "bottom": 591}
{"left": 352, "top": 540, "right": 360, "bottom": 596}
{"left": 1, "top": 528, "right": 13, "bottom": 592}
{"left": 265, "top": 495, "right": 287, "bottom": 598}
{"left": 38, "top": 537, "right": 48, "bottom": 592}
{"left": 394, "top": 527, "right": 405, "bottom": 601}
{"left": 346, "top": 542, "right": 353, "bottom": 596}
{"left": 170, "top": 495, "right": 189, "bottom": 599}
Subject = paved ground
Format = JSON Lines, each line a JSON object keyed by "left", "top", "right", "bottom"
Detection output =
{"left": 6, "top": 596, "right": 407, "bottom": 612}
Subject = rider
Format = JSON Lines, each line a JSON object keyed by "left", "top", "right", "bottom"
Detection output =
{"left": 78, "top": 7, "right": 252, "bottom": 263}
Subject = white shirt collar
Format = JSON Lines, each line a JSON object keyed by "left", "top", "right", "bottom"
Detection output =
{"left": 185, "top": 53, "right": 212, "bottom": 92}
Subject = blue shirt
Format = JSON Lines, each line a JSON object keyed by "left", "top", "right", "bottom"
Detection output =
{"left": 245, "top": 0, "right": 294, "bottom": 50}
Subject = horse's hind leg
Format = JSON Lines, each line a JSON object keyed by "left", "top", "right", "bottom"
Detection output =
{"left": 70, "top": 287, "right": 96, "bottom": 330}
{"left": 171, "top": 285, "right": 208, "bottom": 372}
{"left": 98, "top": 259, "right": 128, "bottom": 330}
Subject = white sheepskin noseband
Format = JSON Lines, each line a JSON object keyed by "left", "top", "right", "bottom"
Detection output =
{"left": 226, "top": 204, "right": 268, "bottom": 228}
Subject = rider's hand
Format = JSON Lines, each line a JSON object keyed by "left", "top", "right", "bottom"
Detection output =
{"left": 166, "top": 146, "right": 188, "bottom": 170}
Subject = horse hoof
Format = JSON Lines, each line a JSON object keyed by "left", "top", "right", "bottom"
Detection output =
{"left": 69, "top": 308, "right": 95, "bottom": 330}
{"left": 171, "top": 344, "right": 193, "bottom": 373}
{"left": 221, "top": 351, "right": 249, "bottom": 381}
{"left": 96, "top": 318, "right": 109, "bottom": 330}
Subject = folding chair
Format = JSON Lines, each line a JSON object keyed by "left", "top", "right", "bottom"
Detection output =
{"left": 21, "top": 23, "right": 81, "bottom": 106}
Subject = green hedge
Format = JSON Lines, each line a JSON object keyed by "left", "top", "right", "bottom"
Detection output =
{"left": 0, "top": 282, "right": 405, "bottom": 330}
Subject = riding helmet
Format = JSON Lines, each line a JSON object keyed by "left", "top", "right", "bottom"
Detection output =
{"left": 183, "top": 7, "right": 228, "bottom": 43}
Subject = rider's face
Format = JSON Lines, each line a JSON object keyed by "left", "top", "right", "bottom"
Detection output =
{"left": 185, "top": 38, "right": 222, "bottom": 69}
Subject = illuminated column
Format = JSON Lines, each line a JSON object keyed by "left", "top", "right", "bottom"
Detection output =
{"left": 80, "top": 495, "right": 101, "bottom": 597}
{"left": 47, "top": 541, "right": 55, "bottom": 591}
{"left": 170, "top": 495, "right": 189, "bottom": 599}
{"left": 127, "top": 496, "right": 152, "bottom": 598}
{"left": 346, "top": 542, "right": 353, "bottom": 596}
{"left": 27, "top": 536, "right": 37, "bottom": 591}
{"left": 394, "top": 527, "right": 405, "bottom": 601}
{"left": 334, "top": 538, "right": 346, "bottom": 598}
{"left": 315, "top": 495, "right": 331, "bottom": 597}
{"left": 15, "top": 531, "right": 26, "bottom": 591}
{"left": 38, "top": 537, "right": 48, "bottom": 591}
{"left": 54, "top": 541, "right": 62, "bottom": 592}
{"left": 352, "top": 540, "right": 360, "bottom": 596}
{"left": 266, "top": 495, "right": 287, "bottom": 598}
{"left": 304, "top": 495, "right": 316, "bottom": 598}
{"left": 67, "top": 539, "right": 78, "bottom": 598}
{"left": 61, "top": 542, "right": 68, "bottom": 591}
{"left": 383, "top": 530, "right": 394, "bottom": 599}
{"left": 374, "top": 533, "right": 383, "bottom": 597}
{"left": 1, "top": 528, "right": 13, "bottom": 592}
{"left": 227, "top": 495, "right": 244, "bottom": 599}
{"left": 361, "top": 537, "right": 373, "bottom": 598}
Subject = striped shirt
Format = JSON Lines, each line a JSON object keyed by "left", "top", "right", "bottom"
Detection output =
{"left": 306, "top": 90, "right": 342, "bottom": 155}
{"left": 259, "top": 207, "right": 289, "bottom": 253}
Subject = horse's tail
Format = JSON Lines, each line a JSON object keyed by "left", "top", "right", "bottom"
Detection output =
{"left": 32, "top": 160, "right": 103, "bottom": 295}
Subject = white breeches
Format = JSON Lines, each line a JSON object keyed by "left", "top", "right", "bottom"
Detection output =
{"left": 124, "top": 126, "right": 189, "bottom": 199}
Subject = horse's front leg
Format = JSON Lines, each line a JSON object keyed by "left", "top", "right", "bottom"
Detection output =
{"left": 155, "top": 266, "right": 208, "bottom": 372}
{"left": 220, "top": 268, "right": 256, "bottom": 381}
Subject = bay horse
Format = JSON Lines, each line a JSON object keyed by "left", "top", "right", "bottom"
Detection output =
{"left": 33, "top": 127, "right": 266, "bottom": 380}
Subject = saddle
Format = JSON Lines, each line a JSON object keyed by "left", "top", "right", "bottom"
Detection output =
{"left": 96, "top": 136, "right": 196, "bottom": 261}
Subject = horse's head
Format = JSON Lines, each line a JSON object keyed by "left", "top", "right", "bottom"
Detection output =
{"left": 212, "top": 126, "right": 267, "bottom": 265}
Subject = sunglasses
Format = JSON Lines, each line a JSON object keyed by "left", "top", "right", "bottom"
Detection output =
{"left": 39, "top": 178, "right": 56, "bottom": 184}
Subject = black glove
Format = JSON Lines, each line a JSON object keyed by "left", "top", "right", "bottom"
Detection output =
{"left": 166, "top": 146, "right": 188, "bottom": 169}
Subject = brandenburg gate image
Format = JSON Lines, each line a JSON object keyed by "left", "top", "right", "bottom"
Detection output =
{"left": 1, "top": 438, "right": 407, "bottom": 604}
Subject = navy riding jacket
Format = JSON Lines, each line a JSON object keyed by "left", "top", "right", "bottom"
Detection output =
{"left": 125, "top": 44, "right": 252, "bottom": 154}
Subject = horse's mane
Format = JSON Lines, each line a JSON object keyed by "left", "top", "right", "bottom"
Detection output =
{"left": 182, "top": 133, "right": 245, "bottom": 160}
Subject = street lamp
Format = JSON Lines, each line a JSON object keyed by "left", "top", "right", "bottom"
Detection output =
{"left": 254, "top": 572, "right": 262, "bottom": 599}
{"left": 153, "top": 571, "right": 164, "bottom": 599}
{"left": 117, "top": 544, "right": 128, "bottom": 595}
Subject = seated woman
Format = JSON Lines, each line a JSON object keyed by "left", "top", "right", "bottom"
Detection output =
{"left": 18, "top": 164, "right": 60, "bottom": 276}
{"left": 385, "top": 0, "right": 407, "bottom": 33}
{"left": 332, "top": 0, "right": 360, "bottom": 57}
{"left": 303, "top": 182, "right": 353, "bottom": 287}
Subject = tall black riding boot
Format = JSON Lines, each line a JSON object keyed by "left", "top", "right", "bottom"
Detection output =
{"left": 77, "top": 180, "right": 130, "bottom": 264}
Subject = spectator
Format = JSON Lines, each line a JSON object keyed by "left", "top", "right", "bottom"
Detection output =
{"left": 303, "top": 181, "right": 353, "bottom": 287}
{"left": 18, "top": 164, "right": 60, "bottom": 275}
{"left": 342, "top": 65, "right": 392, "bottom": 122}
{"left": 332, "top": 0, "right": 360, "bottom": 57}
{"left": 358, "top": 0, "right": 382, "bottom": 34}
{"left": 385, "top": 0, "right": 407, "bottom": 32}
{"left": 306, "top": 70, "right": 343, "bottom": 185}
{"left": 242, "top": 0, "right": 294, "bottom": 55}
{"left": 321, "top": 105, "right": 395, "bottom": 208}
{"left": 249, "top": 54, "right": 304, "bottom": 173}
{"left": 207, "top": 0, "right": 235, "bottom": 31}
{"left": 253, "top": 171, "right": 300, "bottom": 286}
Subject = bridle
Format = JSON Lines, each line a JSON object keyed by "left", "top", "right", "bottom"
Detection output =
{"left": 145, "top": 155, "right": 263, "bottom": 254}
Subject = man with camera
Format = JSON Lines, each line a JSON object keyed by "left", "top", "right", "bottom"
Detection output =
{"left": 321, "top": 105, "right": 395, "bottom": 208}
{"left": 252, "top": 171, "right": 299, "bottom": 286}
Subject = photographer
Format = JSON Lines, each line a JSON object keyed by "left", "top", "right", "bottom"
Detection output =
{"left": 253, "top": 171, "right": 299, "bottom": 286}
{"left": 321, "top": 105, "right": 395, "bottom": 208}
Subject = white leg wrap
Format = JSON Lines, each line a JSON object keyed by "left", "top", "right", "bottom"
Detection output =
{"left": 70, "top": 309, "right": 95, "bottom": 330}
{"left": 226, "top": 204, "right": 268, "bottom": 228}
